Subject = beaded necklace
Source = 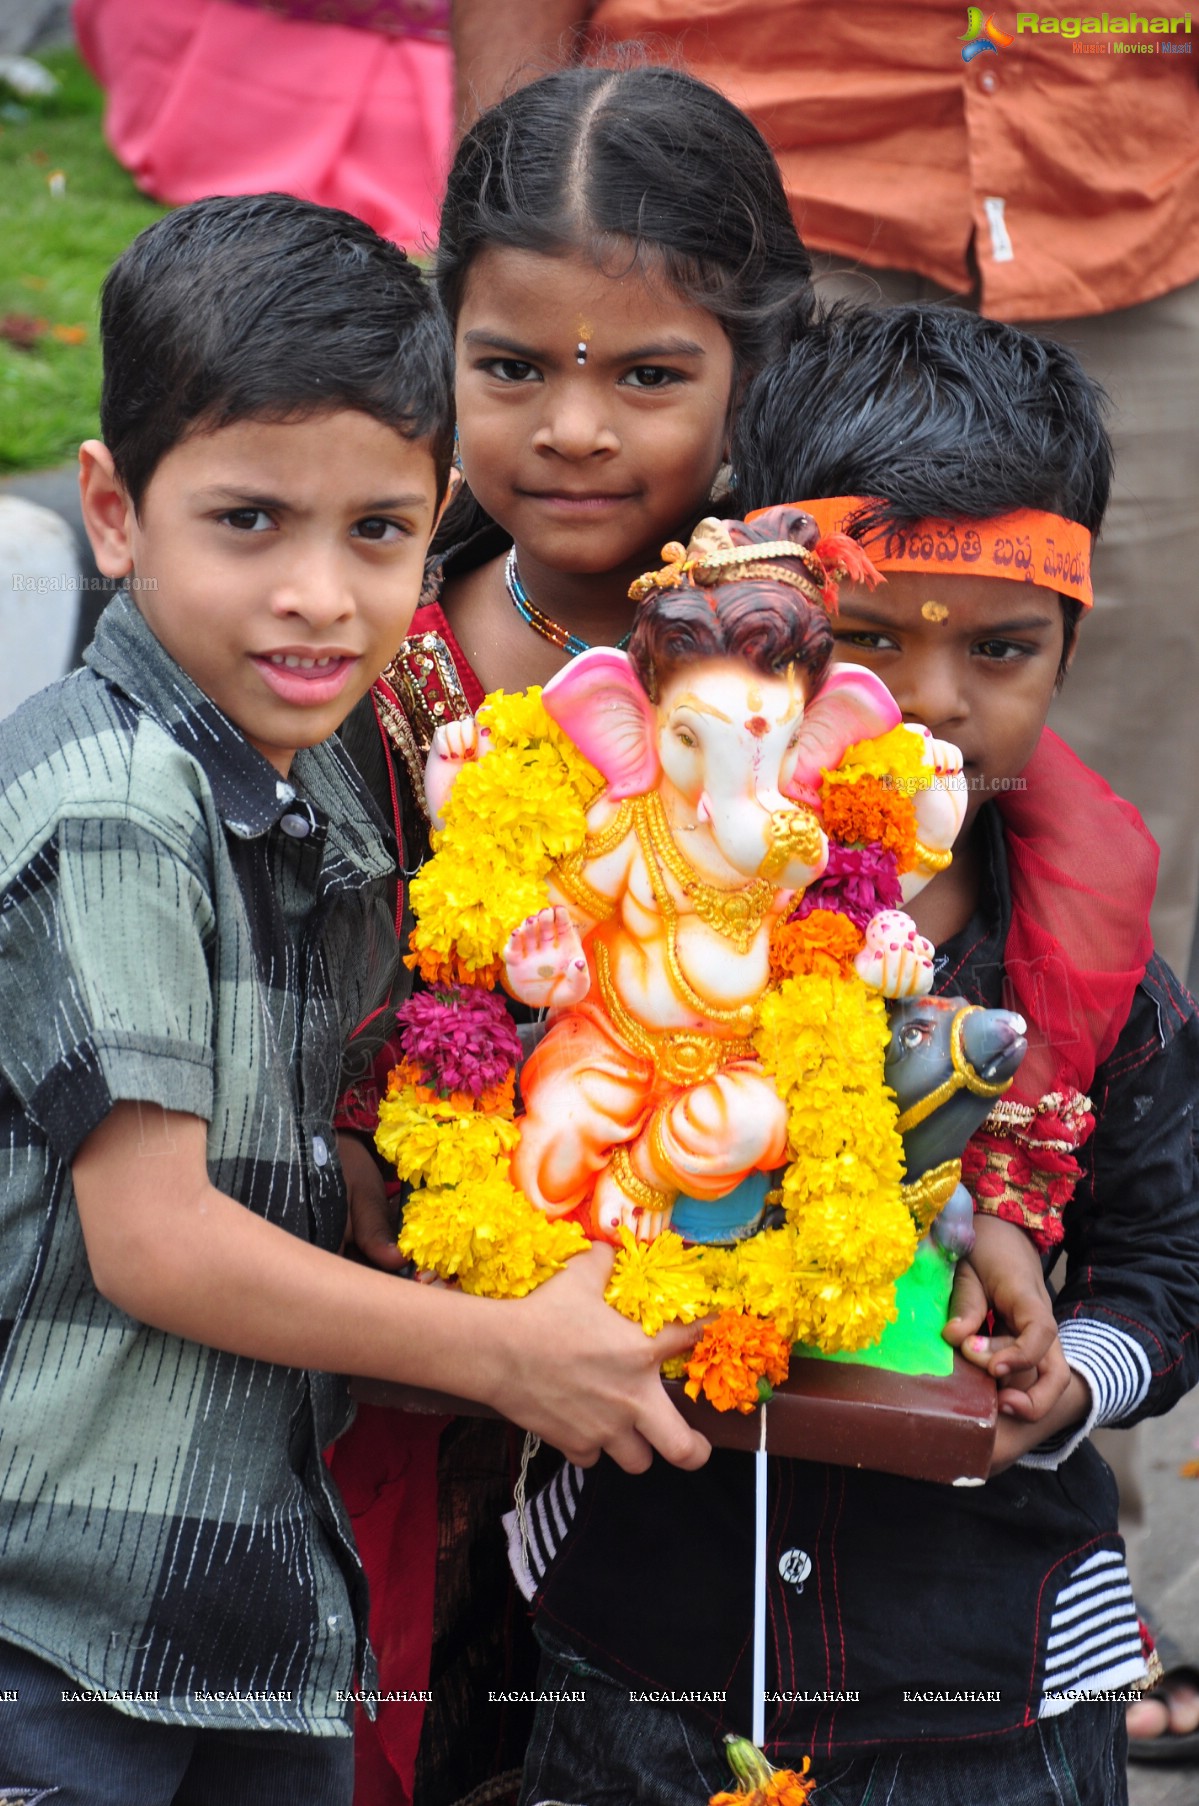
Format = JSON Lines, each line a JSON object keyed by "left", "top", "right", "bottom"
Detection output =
{"left": 505, "top": 549, "right": 632, "bottom": 658}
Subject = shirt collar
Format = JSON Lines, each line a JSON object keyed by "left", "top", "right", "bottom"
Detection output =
{"left": 84, "top": 591, "right": 393, "bottom": 880}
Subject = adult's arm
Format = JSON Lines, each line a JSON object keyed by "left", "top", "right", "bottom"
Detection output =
{"left": 452, "top": 0, "right": 592, "bottom": 130}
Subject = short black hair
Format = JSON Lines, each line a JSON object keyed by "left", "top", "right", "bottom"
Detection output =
{"left": 734, "top": 305, "right": 1113, "bottom": 668}
{"left": 438, "top": 63, "right": 813, "bottom": 376}
{"left": 99, "top": 193, "right": 454, "bottom": 511}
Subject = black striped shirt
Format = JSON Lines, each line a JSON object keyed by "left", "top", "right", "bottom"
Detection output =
{"left": 0, "top": 593, "right": 397, "bottom": 1731}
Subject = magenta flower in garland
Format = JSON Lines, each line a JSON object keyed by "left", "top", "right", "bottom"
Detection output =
{"left": 792, "top": 843, "right": 902, "bottom": 931}
{"left": 396, "top": 986, "right": 523, "bottom": 1099}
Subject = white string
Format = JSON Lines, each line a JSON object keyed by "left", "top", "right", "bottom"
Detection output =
{"left": 514, "top": 1430, "right": 542, "bottom": 1578}
{"left": 753, "top": 1404, "right": 767, "bottom": 1747}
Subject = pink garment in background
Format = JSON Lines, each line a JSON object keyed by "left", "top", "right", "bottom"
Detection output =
{"left": 73, "top": 0, "right": 453, "bottom": 249}
{"left": 225, "top": 0, "right": 447, "bottom": 35}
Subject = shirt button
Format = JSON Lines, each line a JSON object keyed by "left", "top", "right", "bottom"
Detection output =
{"left": 327, "top": 1614, "right": 339, "bottom": 1630}
{"left": 312, "top": 1134, "right": 329, "bottom": 1168}
{"left": 778, "top": 1548, "right": 812, "bottom": 1590}
{"left": 279, "top": 811, "right": 311, "bottom": 839}
{"left": 979, "top": 69, "right": 998, "bottom": 92}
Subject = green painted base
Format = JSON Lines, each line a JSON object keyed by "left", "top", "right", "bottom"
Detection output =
{"left": 795, "top": 1242, "right": 956, "bottom": 1377}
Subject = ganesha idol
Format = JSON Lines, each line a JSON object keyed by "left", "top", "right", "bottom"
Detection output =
{"left": 425, "top": 509, "right": 969, "bottom": 1243}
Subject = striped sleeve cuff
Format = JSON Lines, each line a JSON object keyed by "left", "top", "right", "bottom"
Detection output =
{"left": 1017, "top": 1320, "right": 1152, "bottom": 1471}
{"left": 503, "top": 1461, "right": 586, "bottom": 1603}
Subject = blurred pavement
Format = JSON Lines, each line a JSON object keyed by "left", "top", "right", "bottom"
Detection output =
{"left": 0, "top": 0, "right": 72, "bottom": 56}
{"left": 1127, "top": 1382, "right": 1199, "bottom": 1803}
{"left": 0, "top": 464, "right": 114, "bottom": 695}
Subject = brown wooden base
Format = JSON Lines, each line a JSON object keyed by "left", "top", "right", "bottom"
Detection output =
{"left": 352, "top": 1352, "right": 997, "bottom": 1485}
{"left": 667, "top": 1354, "right": 997, "bottom": 1482}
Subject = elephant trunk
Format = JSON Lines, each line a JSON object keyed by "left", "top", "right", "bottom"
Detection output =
{"left": 703, "top": 785, "right": 804, "bottom": 879}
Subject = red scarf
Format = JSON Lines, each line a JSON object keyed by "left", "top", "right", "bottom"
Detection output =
{"left": 963, "top": 728, "right": 1158, "bottom": 1246}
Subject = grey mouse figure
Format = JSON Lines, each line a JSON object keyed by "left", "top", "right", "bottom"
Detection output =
{"left": 884, "top": 996, "right": 1028, "bottom": 1259}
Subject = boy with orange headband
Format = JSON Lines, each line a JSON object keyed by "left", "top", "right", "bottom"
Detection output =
{"left": 511, "top": 307, "right": 1199, "bottom": 1806}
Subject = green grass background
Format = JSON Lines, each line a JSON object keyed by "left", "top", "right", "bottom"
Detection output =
{"left": 0, "top": 47, "right": 167, "bottom": 474}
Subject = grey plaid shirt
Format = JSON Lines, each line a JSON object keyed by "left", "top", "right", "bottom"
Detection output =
{"left": 0, "top": 593, "right": 397, "bottom": 1731}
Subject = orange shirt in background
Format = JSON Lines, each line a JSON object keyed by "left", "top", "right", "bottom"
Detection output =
{"left": 587, "top": 0, "right": 1199, "bottom": 321}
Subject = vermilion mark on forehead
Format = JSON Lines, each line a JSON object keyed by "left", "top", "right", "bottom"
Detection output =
{"left": 746, "top": 716, "right": 769, "bottom": 738}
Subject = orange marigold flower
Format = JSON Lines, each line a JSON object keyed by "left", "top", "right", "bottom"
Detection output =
{"left": 764, "top": 1765, "right": 816, "bottom": 1805}
{"left": 685, "top": 1310, "right": 791, "bottom": 1414}
{"left": 770, "top": 909, "right": 864, "bottom": 979}
{"left": 386, "top": 1057, "right": 515, "bottom": 1119}
{"left": 477, "top": 1069, "right": 516, "bottom": 1115}
{"left": 821, "top": 773, "right": 917, "bottom": 869}
{"left": 403, "top": 944, "right": 501, "bottom": 990}
{"left": 387, "top": 1057, "right": 429, "bottom": 1097}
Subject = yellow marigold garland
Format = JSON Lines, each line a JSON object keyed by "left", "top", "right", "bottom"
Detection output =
{"left": 753, "top": 974, "right": 913, "bottom": 1352}
{"left": 398, "top": 1174, "right": 588, "bottom": 1297}
{"left": 406, "top": 688, "right": 601, "bottom": 984}
{"left": 377, "top": 686, "right": 944, "bottom": 1402}
{"left": 379, "top": 1048, "right": 588, "bottom": 1297}
{"left": 604, "top": 1228, "right": 713, "bottom": 1336}
{"left": 823, "top": 724, "right": 934, "bottom": 792}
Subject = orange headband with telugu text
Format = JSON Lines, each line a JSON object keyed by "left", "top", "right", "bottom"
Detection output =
{"left": 746, "top": 497, "right": 1094, "bottom": 608}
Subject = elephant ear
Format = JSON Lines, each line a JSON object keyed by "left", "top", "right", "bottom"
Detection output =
{"left": 541, "top": 647, "right": 660, "bottom": 798}
{"left": 784, "top": 663, "right": 902, "bottom": 796}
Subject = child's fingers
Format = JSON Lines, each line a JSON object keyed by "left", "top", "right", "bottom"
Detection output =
{"left": 339, "top": 1136, "right": 406, "bottom": 1270}
{"left": 943, "top": 1261, "right": 988, "bottom": 1344}
{"left": 988, "top": 1303, "right": 1058, "bottom": 1377}
{"left": 349, "top": 1194, "right": 406, "bottom": 1270}
{"left": 574, "top": 1238, "right": 615, "bottom": 1285}
{"left": 958, "top": 1331, "right": 1004, "bottom": 1371}
{"left": 629, "top": 1387, "right": 711, "bottom": 1473}
{"left": 961, "top": 1332, "right": 1039, "bottom": 1388}
{"left": 649, "top": 1316, "right": 711, "bottom": 1362}
{"left": 996, "top": 1385, "right": 1038, "bottom": 1420}
{"left": 959, "top": 1331, "right": 1043, "bottom": 1387}
{"left": 514, "top": 1246, "right": 710, "bottom": 1473}
{"left": 1002, "top": 1343, "right": 1073, "bottom": 1423}
{"left": 551, "top": 1427, "right": 637, "bottom": 1471}
{"left": 965, "top": 1328, "right": 1072, "bottom": 1423}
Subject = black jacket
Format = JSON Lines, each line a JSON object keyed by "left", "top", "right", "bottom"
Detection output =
{"left": 525, "top": 806, "right": 1199, "bottom": 1759}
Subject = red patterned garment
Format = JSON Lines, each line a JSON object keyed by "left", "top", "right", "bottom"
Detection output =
{"left": 330, "top": 567, "right": 537, "bottom": 1806}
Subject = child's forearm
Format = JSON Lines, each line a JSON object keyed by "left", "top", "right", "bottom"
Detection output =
{"left": 79, "top": 1132, "right": 505, "bottom": 1390}
{"left": 989, "top": 1370, "right": 1092, "bottom": 1474}
{"left": 72, "top": 1103, "right": 709, "bottom": 1473}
